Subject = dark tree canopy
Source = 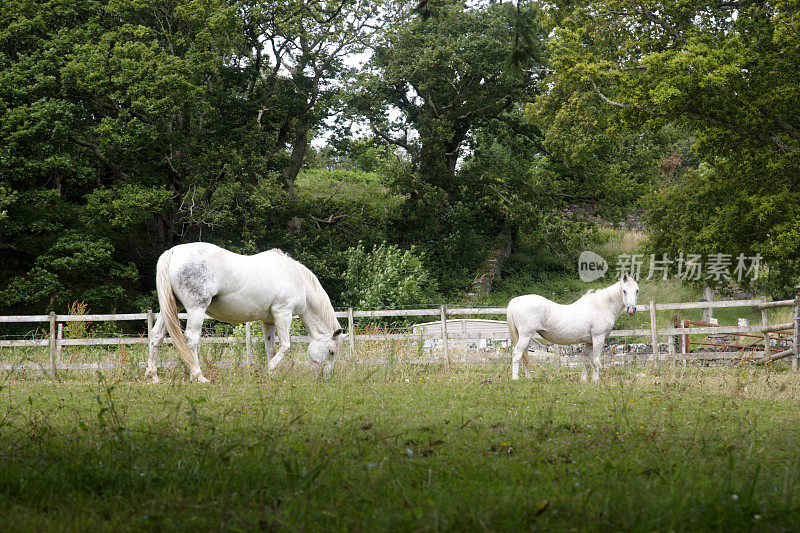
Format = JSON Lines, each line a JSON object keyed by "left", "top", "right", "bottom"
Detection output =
{"left": 0, "top": 0, "right": 380, "bottom": 313}
{"left": 2, "top": 0, "right": 799, "bottom": 313}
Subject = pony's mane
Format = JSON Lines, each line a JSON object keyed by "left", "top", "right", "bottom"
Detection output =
{"left": 575, "top": 288, "right": 595, "bottom": 302}
{"left": 270, "top": 249, "right": 340, "bottom": 331}
{"left": 579, "top": 279, "right": 623, "bottom": 309}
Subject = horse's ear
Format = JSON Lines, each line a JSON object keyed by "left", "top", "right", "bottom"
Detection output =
{"left": 622, "top": 273, "right": 629, "bottom": 282}
{"left": 332, "top": 328, "right": 344, "bottom": 339}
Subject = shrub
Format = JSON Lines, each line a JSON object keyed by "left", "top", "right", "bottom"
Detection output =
{"left": 340, "top": 242, "right": 438, "bottom": 309}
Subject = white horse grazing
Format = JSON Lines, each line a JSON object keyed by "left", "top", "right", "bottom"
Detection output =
{"left": 146, "top": 243, "right": 344, "bottom": 383}
{"left": 507, "top": 274, "right": 639, "bottom": 382}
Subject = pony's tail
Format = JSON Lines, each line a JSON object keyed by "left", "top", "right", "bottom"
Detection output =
{"left": 156, "top": 250, "right": 195, "bottom": 370}
{"left": 507, "top": 302, "right": 533, "bottom": 373}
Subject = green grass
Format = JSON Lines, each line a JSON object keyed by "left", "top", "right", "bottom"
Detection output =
{"left": 1, "top": 362, "right": 799, "bottom": 531}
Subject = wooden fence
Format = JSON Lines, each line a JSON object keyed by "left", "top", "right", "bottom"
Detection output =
{"left": 1, "top": 295, "right": 799, "bottom": 377}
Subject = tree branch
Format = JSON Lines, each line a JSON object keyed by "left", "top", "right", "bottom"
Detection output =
{"left": 370, "top": 124, "right": 410, "bottom": 151}
{"left": 587, "top": 78, "right": 660, "bottom": 117}
{"left": 71, "top": 136, "right": 128, "bottom": 180}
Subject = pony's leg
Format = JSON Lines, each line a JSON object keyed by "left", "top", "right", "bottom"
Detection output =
{"left": 512, "top": 334, "right": 533, "bottom": 380}
{"left": 581, "top": 343, "right": 591, "bottom": 382}
{"left": 145, "top": 315, "right": 166, "bottom": 383}
{"left": 590, "top": 334, "right": 605, "bottom": 382}
{"left": 184, "top": 308, "right": 209, "bottom": 383}
{"left": 262, "top": 321, "right": 276, "bottom": 361}
{"left": 267, "top": 311, "right": 292, "bottom": 373}
{"left": 521, "top": 350, "right": 533, "bottom": 379}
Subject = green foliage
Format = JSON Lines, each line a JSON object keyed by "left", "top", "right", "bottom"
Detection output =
{"left": 349, "top": 1, "right": 543, "bottom": 192}
{"left": 342, "top": 3, "right": 549, "bottom": 295}
{"left": 0, "top": 0, "right": 382, "bottom": 313}
{"left": 312, "top": 137, "right": 396, "bottom": 173}
{"left": 340, "top": 242, "right": 437, "bottom": 308}
{"left": 4, "top": 0, "right": 795, "bottom": 312}
{"left": 1, "top": 233, "right": 138, "bottom": 311}
{"left": 643, "top": 161, "right": 800, "bottom": 297}
{"left": 546, "top": 0, "right": 800, "bottom": 294}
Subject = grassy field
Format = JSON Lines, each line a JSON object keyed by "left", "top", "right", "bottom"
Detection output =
{"left": 1, "top": 362, "right": 799, "bottom": 531}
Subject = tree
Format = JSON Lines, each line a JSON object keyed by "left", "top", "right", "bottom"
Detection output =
{"left": 341, "top": 1, "right": 546, "bottom": 294}
{"left": 239, "top": 0, "right": 386, "bottom": 194}
{"left": 347, "top": 0, "right": 543, "bottom": 199}
{"left": 544, "top": 0, "right": 800, "bottom": 294}
{"left": 0, "top": 0, "right": 382, "bottom": 313}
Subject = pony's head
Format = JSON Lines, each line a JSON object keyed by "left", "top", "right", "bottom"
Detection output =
{"left": 307, "top": 328, "right": 345, "bottom": 378}
{"left": 620, "top": 273, "right": 639, "bottom": 316}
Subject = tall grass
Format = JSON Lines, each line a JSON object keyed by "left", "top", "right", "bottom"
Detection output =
{"left": 0, "top": 363, "right": 799, "bottom": 530}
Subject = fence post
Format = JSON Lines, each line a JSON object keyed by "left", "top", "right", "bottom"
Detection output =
{"left": 147, "top": 309, "right": 154, "bottom": 369}
{"left": 667, "top": 334, "right": 675, "bottom": 367}
{"left": 794, "top": 284, "right": 800, "bottom": 372}
{"left": 702, "top": 286, "right": 714, "bottom": 323}
{"left": 761, "top": 297, "right": 771, "bottom": 361}
{"left": 680, "top": 319, "right": 688, "bottom": 367}
{"left": 49, "top": 311, "right": 57, "bottom": 379}
{"left": 347, "top": 307, "right": 356, "bottom": 359}
{"left": 245, "top": 322, "right": 252, "bottom": 370}
{"left": 649, "top": 301, "right": 658, "bottom": 367}
{"left": 440, "top": 305, "right": 450, "bottom": 370}
{"left": 56, "top": 323, "right": 63, "bottom": 364}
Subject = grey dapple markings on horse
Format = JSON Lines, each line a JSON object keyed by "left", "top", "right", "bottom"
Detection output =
{"left": 147, "top": 243, "right": 344, "bottom": 383}
{"left": 507, "top": 274, "right": 639, "bottom": 381}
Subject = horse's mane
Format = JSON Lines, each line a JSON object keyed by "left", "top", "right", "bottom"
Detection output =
{"left": 270, "top": 249, "right": 340, "bottom": 331}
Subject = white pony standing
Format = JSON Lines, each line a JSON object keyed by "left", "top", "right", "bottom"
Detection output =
{"left": 146, "top": 243, "right": 344, "bottom": 383}
{"left": 507, "top": 274, "right": 639, "bottom": 381}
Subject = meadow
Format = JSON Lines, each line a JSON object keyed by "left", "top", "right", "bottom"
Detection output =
{"left": 1, "top": 360, "right": 799, "bottom": 531}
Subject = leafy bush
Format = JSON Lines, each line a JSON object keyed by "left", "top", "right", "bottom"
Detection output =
{"left": 340, "top": 242, "right": 438, "bottom": 308}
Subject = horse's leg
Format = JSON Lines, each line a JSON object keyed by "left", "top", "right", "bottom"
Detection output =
{"left": 581, "top": 343, "right": 591, "bottom": 382}
{"left": 591, "top": 334, "right": 605, "bottom": 382}
{"left": 512, "top": 334, "right": 533, "bottom": 380}
{"left": 267, "top": 311, "right": 292, "bottom": 373}
{"left": 145, "top": 315, "right": 167, "bottom": 383}
{"left": 184, "top": 308, "right": 210, "bottom": 383}
{"left": 322, "top": 358, "right": 334, "bottom": 380}
{"left": 262, "top": 321, "right": 276, "bottom": 361}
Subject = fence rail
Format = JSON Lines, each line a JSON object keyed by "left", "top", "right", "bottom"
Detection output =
{"left": 2, "top": 295, "right": 799, "bottom": 376}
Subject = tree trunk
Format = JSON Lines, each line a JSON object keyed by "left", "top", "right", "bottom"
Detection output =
{"left": 281, "top": 120, "right": 309, "bottom": 195}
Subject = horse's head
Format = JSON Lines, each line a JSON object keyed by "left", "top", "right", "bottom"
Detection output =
{"left": 307, "top": 328, "right": 345, "bottom": 378}
{"left": 621, "top": 273, "right": 639, "bottom": 316}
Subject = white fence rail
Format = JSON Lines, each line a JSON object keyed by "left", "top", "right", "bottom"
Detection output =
{"left": 1, "top": 296, "right": 799, "bottom": 376}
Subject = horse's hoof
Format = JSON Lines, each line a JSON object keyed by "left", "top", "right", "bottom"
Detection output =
{"left": 150, "top": 376, "right": 161, "bottom": 384}
{"left": 193, "top": 375, "right": 210, "bottom": 383}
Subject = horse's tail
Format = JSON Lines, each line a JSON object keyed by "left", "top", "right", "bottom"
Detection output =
{"left": 507, "top": 305, "right": 519, "bottom": 347}
{"left": 156, "top": 249, "right": 195, "bottom": 370}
